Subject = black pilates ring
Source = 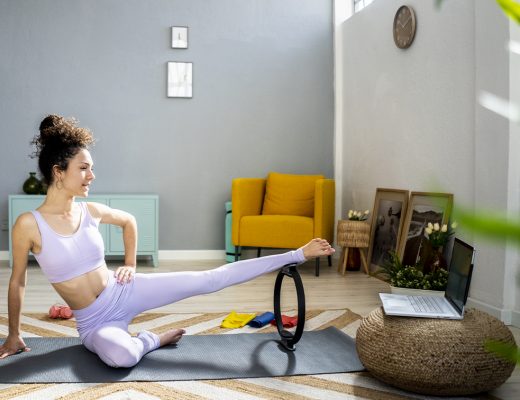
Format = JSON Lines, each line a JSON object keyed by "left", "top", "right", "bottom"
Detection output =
{"left": 273, "top": 263, "right": 306, "bottom": 351}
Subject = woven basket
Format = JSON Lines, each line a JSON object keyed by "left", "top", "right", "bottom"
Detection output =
{"left": 356, "top": 307, "right": 516, "bottom": 396}
{"left": 337, "top": 220, "right": 370, "bottom": 248}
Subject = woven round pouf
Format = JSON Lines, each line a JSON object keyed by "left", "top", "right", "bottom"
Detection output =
{"left": 356, "top": 307, "right": 516, "bottom": 396}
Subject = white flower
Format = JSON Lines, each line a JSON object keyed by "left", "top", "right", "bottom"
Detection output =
{"left": 451, "top": 221, "right": 458, "bottom": 229}
{"left": 348, "top": 208, "right": 369, "bottom": 220}
{"left": 441, "top": 224, "right": 448, "bottom": 232}
{"left": 433, "top": 223, "right": 440, "bottom": 231}
{"left": 425, "top": 227, "right": 433, "bottom": 235}
{"left": 427, "top": 222, "right": 434, "bottom": 229}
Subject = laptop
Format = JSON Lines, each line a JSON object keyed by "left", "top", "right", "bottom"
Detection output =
{"left": 379, "top": 238, "right": 475, "bottom": 320}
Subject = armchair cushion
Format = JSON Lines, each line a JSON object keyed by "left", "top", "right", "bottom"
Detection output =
{"left": 240, "top": 215, "right": 314, "bottom": 249}
{"left": 262, "top": 172, "right": 324, "bottom": 217}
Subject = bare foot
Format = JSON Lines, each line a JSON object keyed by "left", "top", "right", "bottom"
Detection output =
{"left": 159, "top": 328, "right": 186, "bottom": 347}
{"left": 301, "top": 238, "right": 335, "bottom": 260}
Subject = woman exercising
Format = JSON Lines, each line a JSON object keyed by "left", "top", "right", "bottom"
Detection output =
{"left": 0, "top": 115, "right": 335, "bottom": 368}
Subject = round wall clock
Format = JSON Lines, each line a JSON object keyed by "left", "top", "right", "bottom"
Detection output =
{"left": 393, "top": 5, "right": 416, "bottom": 49}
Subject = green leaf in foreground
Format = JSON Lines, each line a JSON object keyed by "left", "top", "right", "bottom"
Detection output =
{"left": 496, "top": 0, "right": 520, "bottom": 24}
{"left": 485, "top": 340, "right": 520, "bottom": 363}
{"left": 454, "top": 207, "right": 520, "bottom": 245}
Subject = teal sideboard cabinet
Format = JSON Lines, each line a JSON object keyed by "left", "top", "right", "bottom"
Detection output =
{"left": 8, "top": 194, "right": 159, "bottom": 267}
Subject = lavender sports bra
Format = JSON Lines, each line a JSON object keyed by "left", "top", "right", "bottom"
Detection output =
{"left": 31, "top": 202, "right": 105, "bottom": 283}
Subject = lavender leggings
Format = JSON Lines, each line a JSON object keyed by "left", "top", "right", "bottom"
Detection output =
{"left": 72, "top": 249, "right": 305, "bottom": 368}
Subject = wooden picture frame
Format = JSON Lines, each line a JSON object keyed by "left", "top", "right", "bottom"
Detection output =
{"left": 398, "top": 192, "right": 454, "bottom": 266}
{"left": 367, "top": 188, "right": 409, "bottom": 272}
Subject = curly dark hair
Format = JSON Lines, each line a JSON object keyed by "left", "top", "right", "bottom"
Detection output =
{"left": 31, "top": 115, "right": 95, "bottom": 185}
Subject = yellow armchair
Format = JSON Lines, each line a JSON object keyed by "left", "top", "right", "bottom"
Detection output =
{"left": 232, "top": 172, "right": 335, "bottom": 276}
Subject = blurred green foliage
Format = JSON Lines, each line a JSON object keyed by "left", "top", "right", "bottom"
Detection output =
{"left": 485, "top": 340, "right": 520, "bottom": 363}
{"left": 454, "top": 207, "right": 520, "bottom": 246}
{"left": 497, "top": 0, "right": 520, "bottom": 24}
{"left": 436, "top": 0, "right": 520, "bottom": 24}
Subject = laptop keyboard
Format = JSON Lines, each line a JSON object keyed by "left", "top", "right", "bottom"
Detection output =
{"left": 408, "top": 295, "right": 443, "bottom": 313}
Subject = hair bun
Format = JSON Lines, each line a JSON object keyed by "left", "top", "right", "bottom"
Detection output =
{"left": 31, "top": 114, "right": 94, "bottom": 184}
{"left": 39, "top": 114, "right": 64, "bottom": 133}
{"left": 31, "top": 115, "right": 94, "bottom": 160}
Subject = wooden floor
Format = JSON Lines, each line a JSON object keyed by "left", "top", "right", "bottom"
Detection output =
{"left": 0, "top": 256, "right": 518, "bottom": 399}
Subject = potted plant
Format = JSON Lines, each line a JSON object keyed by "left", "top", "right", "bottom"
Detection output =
{"left": 375, "top": 222, "right": 456, "bottom": 296}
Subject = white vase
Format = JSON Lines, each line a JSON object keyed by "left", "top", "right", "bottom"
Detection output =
{"left": 390, "top": 286, "right": 445, "bottom": 297}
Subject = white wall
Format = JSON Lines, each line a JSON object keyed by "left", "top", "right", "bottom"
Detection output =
{"left": 333, "top": 0, "right": 351, "bottom": 226}
{"left": 509, "top": 19, "right": 520, "bottom": 325}
{"left": 339, "top": 0, "right": 519, "bottom": 324}
{"left": 342, "top": 0, "right": 475, "bottom": 209}
{"left": 473, "top": 0, "right": 511, "bottom": 321}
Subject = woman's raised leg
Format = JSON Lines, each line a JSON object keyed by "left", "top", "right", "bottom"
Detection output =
{"left": 108, "top": 238, "right": 334, "bottom": 357}
{"left": 126, "top": 239, "right": 334, "bottom": 315}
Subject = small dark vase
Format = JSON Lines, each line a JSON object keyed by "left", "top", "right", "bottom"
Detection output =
{"left": 23, "top": 172, "right": 42, "bottom": 195}
{"left": 346, "top": 248, "right": 361, "bottom": 271}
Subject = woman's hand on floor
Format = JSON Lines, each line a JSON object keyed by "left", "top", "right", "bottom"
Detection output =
{"left": 0, "top": 334, "right": 30, "bottom": 359}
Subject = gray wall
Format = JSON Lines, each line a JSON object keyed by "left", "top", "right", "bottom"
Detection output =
{"left": 0, "top": 0, "right": 334, "bottom": 250}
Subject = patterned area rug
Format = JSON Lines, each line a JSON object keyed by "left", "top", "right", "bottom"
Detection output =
{"left": 0, "top": 310, "right": 501, "bottom": 400}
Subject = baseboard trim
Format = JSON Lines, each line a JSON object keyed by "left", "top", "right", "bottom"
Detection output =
{"left": 511, "top": 309, "right": 520, "bottom": 327}
{"left": 466, "top": 297, "right": 515, "bottom": 325}
{"left": 0, "top": 250, "right": 228, "bottom": 263}
{"left": 159, "top": 250, "right": 226, "bottom": 260}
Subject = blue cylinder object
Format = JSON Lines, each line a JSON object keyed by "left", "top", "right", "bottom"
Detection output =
{"left": 225, "top": 201, "right": 240, "bottom": 262}
{"left": 248, "top": 312, "right": 275, "bottom": 328}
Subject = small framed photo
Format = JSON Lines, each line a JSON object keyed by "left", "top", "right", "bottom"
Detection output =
{"left": 367, "top": 188, "right": 409, "bottom": 272}
{"left": 167, "top": 62, "right": 193, "bottom": 98}
{"left": 171, "top": 26, "right": 188, "bottom": 49}
{"left": 398, "top": 191, "right": 454, "bottom": 266}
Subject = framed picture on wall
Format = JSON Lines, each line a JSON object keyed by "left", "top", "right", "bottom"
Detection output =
{"left": 171, "top": 26, "right": 188, "bottom": 49}
{"left": 367, "top": 188, "right": 409, "bottom": 273}
{"left": 398, "top": 191, "right": 454, "bottom": 266}
{"left": 167, "top": 61, "right": 193, "bottom": 98}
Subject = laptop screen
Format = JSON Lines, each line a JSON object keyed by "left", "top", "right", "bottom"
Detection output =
{"left": 445, "top": 238, "right": 475, "bottom": 313}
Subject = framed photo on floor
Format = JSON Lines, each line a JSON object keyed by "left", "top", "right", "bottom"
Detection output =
{"left": 367, "top": 188, "right": 409, "bottom": 273}
{"left": 398, "top": 191, "right": 453, "bottom": 266}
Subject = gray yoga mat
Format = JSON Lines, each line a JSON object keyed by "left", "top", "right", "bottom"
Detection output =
{"left": 0, "top": 327, "right": 364, "bottom": 383}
